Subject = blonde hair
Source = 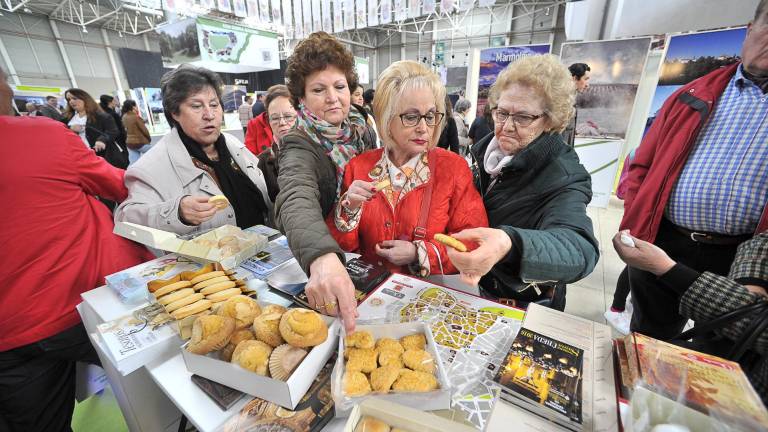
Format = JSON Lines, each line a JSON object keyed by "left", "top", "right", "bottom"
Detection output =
{"left": 488, "top": 54, "right": 575, "bottom": 133}
{"left": 373, "top": 60, "right": 446, "bottom": 149}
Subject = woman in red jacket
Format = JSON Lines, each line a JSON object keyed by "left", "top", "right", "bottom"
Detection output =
{"left": 328, "top": 60, "right": 488, "bottom": 277}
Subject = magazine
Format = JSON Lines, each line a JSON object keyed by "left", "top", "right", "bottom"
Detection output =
{"left": 238, "top": 236, "right": 295, "bottom": 279}
{"left": 105, "top": 254, "right": 202, "bottom": 303}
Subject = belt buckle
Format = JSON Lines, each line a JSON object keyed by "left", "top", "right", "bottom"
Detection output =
{"left": 690, "top": 232, "right": 708, "bottom": 242}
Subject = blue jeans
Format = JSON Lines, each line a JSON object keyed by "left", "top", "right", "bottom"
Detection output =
{"left": 128, "top": 144, "right": 152, "bottom": 165}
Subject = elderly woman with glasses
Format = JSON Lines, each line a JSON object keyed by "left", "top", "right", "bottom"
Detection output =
{"left": 445, "top": 54, "right": 599, "bottom": 311}
{"left": 328, "top": 60, "right": 487, "bottom": 278}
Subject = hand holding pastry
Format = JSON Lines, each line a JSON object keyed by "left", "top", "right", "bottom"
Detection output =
{"left": 342, "top": 180, "right": 376, "bottom": 210}
{"left": 306, "top": 253, "right": 358, "bottom": 333}
{"left": 445, "top": 228, "right": 512, "bottom": 286}
{"left": 179, "top": 195, "right": 219, "bottom": 226}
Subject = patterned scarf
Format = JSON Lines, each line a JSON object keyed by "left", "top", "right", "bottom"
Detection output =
{"left": 294, "top": 104, "right": 367, "bottom": 193}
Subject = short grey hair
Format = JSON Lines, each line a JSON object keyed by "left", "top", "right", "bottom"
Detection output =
{"left": 454, "top": 98, "right": 471, "bottom": 114}
{"left": 160, "top": 65, "right": 223, "bottom": 127}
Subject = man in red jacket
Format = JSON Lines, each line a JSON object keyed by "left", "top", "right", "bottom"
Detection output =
{"left": 0, "top": 67, "right": 153, "bottom": 431}
{"left": 620, "top": 0, "right": 768, "bottom": 339}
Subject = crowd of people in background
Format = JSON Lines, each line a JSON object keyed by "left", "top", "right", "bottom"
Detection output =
{"left": 1, "top": 2, "right": 767, "bottom": 428}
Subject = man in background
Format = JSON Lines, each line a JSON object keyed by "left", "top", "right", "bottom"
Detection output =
{"left": 239, "top": 95, "right": 253, "bottom": 134}
{"left": 38, "top": 95, "right": 63, "bottom": 121}
{"left": 251, "top": 92, "right": 265, "bottom": 117}
{"left": 562, "top": 62, "right": 591, "bottom": 147}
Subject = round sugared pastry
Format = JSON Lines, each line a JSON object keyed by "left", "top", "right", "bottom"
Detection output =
{"left": 278, "top": 308, "right": 328, "bottom": 348}
{"left": 186, "top": 315, "right": 236, "bottom": 355}
{"left": 231, "top": 340, "right": 273, "bottom": 376}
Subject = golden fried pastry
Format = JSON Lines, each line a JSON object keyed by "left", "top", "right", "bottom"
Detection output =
{"left": 400, "top": 333, "right": 426, "bottom": 351}
{"left": 345, "top": 331, "right": 375, "bottom": 349}
{"left": 172, "top": 299, "right": 213, "bottom": 320}
{"left": 377, "top": 349, "right": 403, "bottom": 368}
{"left": 231, "top": 340, "right": 272, "bottom": 376}
{"left": 346, "top": 348, "right": 378, "bottom": 373}
{"left": 262, "top": 304, "right": 287, "bottom": 315}
{"left": 189, "top": 270, "right": 225, "bottom": 285}
{"left": 391, "top": 428, "right": 410, "bottom": 432}
{"left": 268, "top": 344, "right": 308, "bottom": 381}
{"left": 253, "top": 312, "right": 285, "bottom": 347}
{"left": 199, "top": 280, "right": 237, "bottom": 295}
{"left": 157, "top": 288, "right": 195, "bottom": 306}
{"left": 375, "top": 338, "right": 404, "bottom": 354}
{"left": 217, "top": 235, "right": 237, "bottom": 247}
{"left": 433, "top": 233, "right": 467, "bottom": 252}
{"left": 402, "top": 349, "right": 435, "bottom": 374}
{"left": 187, "top": 315, "right": 236, "bottom": 355}
{"left": 194, "top": 276, "right": 231, "bottom": 290}
{"left": 147, "top": 275, "right": 182, "bottom": 293}
{"left": 354, "top": 416, "right": 390, "bottom": 432}
{"left": 370, "top": 365, "right": 401, "bottom": 392}
{"left": 165, "top": 293, "right": 205, "bottom": 313}
{"left": 343, "top": 370, "right": 371, "bottom": 397}
{"left": 206, "top": 287, "right": 242, "bottom": 303}
{"left": 392, "top": 370, "right": 438, "bottom": 392}
{"left": 208, "top": 195, "right": 230, "bottom": 210}
{"left": 153, "top": 280, "right": 192, "bottom": 298}
{"left": 216, "top": 295, "right": 261, "bottom": 329}
{"left": 279, "top": 308, "right": 328, "bottom": 348}
{"left": 219, "top": 329, "right": 256, "bottom": 362}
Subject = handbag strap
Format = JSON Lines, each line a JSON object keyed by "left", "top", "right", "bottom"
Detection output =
{"left": 728, "top": 307, "right": 768, "bottom": 361}
{"left": 412, "top": 150, "right": 435, "bottom": 241}
{"left": 675, "top": 300, "right": 768, "bottom": 341}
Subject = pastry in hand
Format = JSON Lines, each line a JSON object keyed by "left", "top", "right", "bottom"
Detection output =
{"left": 345, "top": 330, "right": 375, "bottom": 349}
{"left": 392, "top": 369, "right": 438, "bottom": 392}
{"left": 216, "top": 295, "right": 261, "bottom": 329}
{"left": 343, "top": 370, "right": 371, "bottom": 397}
{"left": 370, "top": 365, "right": 401, "bottom": 392}
{"left": 377, "top": 349, "right": 403, "bottom": 368}
{"left": 400, "top": 333, "right": 426, "bottom": 351}
{"left": 354, "top": 416, "right": 390, "bottom": 432}
{"left": 402, "top": 349, "right": 435, "bottom": 374}
{"left": 375, "top": 338, "right": 404, "bottom": 354}
{"left": 279, "top": 308, "right": 328, "bottom": 348}
{"left": 346, "top": 348, "right": 378, "bottom": 373}
{"left": 231, "top": 340, "right": 273, "bottom": 376}
{"left": 187, "top": 315, "right": 236, "bottom": 355}
{"left": 219, "top": 329, "right": 255, "bottom": 362}
{"left": 269, "top": 344, "right": 308, "bottom": 381}
{"left": 253, "top": 311, "right": 285, "bottom": 347}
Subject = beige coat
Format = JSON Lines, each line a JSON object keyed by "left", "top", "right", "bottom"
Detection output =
{"left": 115, "top": 128, "right": 273, "bottom": 235}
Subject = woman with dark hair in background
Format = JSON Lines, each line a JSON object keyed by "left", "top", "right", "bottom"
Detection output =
{"left": 100, "top": 94, "right": 127, "bottom": 150}
{"left": 468, "top": 103, "right": 494, "bottom": 146}
{"left": 436, "top": 94, "right": 459, "bottom": 154}
{"left": 63, "top": 88, "right": 125, "bottom": 169}
{"left": 121, "top": 100, "right": 152, "bottom": 165}
{"left": 115, "top": 65, "right": 272, "bottom": 234}
{"left": 276, "top": 31, "right": 376, "bottom": 332}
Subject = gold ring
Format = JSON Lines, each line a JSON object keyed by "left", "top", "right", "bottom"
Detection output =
{"left": 324, "top": 301, "right": 337, "bottom": 311}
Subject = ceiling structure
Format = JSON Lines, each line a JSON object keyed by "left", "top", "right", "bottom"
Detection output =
{"left": 0, "top": 0, "right": 570, "bottom": 44}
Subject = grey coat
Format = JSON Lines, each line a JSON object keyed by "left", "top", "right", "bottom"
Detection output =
{"left": 115, "top": 128, "right": 272, "bottom": 235}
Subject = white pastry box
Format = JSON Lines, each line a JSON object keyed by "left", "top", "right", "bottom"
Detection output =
{"left": 344, "top": 399, "right": 476, "bottom": 432}
{"left": 332, "top": 322, "right": 453, "bottom": 417}
{"left": 180, "top": 318, "right": 339, "bottom": 409}
{"left": 114, "top": 222, "right": 267, "bottom": 270}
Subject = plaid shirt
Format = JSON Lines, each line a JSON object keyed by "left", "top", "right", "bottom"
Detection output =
{"left": 666, "top": 66, "right": 768, "bottom": 235}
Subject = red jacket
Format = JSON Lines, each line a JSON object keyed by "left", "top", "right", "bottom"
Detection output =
{"left": 620, "top": 63, "right": 768, "bottom": 241}
{"left": 0, "top": 116, "right": 153, "bottom": 351}
{"left": 244, "top": 112, "right": 273, "bottom": 155}
{"left": 328, "top": 148, "right": 488, "bottom": 275}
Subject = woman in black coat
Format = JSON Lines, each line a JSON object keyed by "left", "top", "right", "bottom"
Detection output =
{"left": 63, "top": 88, "right": 126, "bottom": 169}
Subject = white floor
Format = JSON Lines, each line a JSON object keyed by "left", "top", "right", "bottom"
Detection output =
{"left": 565, "top": 196, "right": 627, "bottom": 325}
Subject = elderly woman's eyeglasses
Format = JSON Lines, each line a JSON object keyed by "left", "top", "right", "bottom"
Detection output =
{"left": 491, "top": 109, "right": 545, "bottom": 128}
{"left": 398, "top": 111, "right": 444, "bottom": 127}
{"left": 269, "top": 113, "right": 297, "bottom": 124}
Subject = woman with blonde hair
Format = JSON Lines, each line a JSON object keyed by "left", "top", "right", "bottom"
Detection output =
{"left": 445, "top": 54, "right": 599, "bottom": 310}
{"left": 328, "top": 60, "right": 487, "bottom": 277}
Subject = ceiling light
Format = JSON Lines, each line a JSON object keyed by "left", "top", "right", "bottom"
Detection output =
{"left": 118, "top": 31, "right": 123, "bottom": 37}
{"left": 81, "top": 25, "right": 88, "bottom": 33}
{"left": 23, "top": 6, "right": 31, "bottom": 13}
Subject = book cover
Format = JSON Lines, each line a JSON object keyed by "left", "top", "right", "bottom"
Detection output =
{"left": 105, "top": 254, "right": 202, "bottom": 303}
{"left": 494, "top": 327, "right": 584, "bottom": 426}
{"left": 190, "top": 375, "right": 245, "bottom": 411}
{"left": 96, "top": 305, "right": 177, "bottom": 362}
{"left": 292, "top": 258, "right": 391, "bottom": 307}
{"left": 221, "top": 356, "right": 336, "bottom": 432}
{"left": 627, "top": 332, "right": 768, "bottom": 430}
{"left": 240, "top": 236, "right": 295, "bottom": 279}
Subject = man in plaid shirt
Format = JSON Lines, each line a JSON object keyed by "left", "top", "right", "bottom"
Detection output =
{"left": 620, "top": 0, "right": 768, "bottom": 339}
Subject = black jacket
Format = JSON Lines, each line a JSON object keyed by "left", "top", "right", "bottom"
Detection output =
{"left": 471, "top": 132, "right": 599, "bottom": 296}
{"left": 437, "top": 116, "right": 460, "bottom": 154}
{"left": 68, "top": 111, "right": 126, "bottom": 169}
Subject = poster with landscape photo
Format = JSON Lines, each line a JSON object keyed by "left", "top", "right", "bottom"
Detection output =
{"left": 156, "top": 19, "right": 201, "bottom": 67}
{"left": 476, "top": 44, "right": 550, "bottom": 117}
{"left": 560, "top": 37, "right": 651, "bottom": 139}
{"left": 645, "top": 27, "right": 746, "bottom": 134}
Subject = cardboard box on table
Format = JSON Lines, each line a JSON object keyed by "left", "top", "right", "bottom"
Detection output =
{"left": 332, "top": 322, "right": 453, "bottom": 417}
{"left": 181, "top": 316, "right": 340, "bottom": 410}
{"left": 114, "top": 222, "right": 267, "bottom": 270}
{"left": 344, "top": 399, "right": 476, "bottom": 432}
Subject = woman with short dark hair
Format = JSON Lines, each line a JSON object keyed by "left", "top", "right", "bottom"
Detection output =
{"left": 115, "top": 65, "right": 272, "bottom": 234}
{"left": 276, "top": 32, "right": 376, "bottom": 332}
{"left": 63, "top": 88, "right": 124, "bottom": 169}
{"left": 121, "top": 100, "right": 152, "bottom": 164}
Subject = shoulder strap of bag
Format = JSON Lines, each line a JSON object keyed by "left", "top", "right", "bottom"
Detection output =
{"left": 412, "top": 150, "right": 435, "bottom": 241}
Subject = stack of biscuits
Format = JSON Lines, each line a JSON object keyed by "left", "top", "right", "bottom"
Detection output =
{"left": 342, "top": 331, "right": 439, "bottom": 397}
{"left": 185, "top": 302, "right": 329, "bottom": 382}
{"left": 148, "top": 264, "right": 249, "bottom": 322}
{"left": 353, "top": 416, "right": 412, "bottom": 432}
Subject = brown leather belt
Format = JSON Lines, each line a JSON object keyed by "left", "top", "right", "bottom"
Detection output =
{"left": 669, "top": 223, "right": 751, "bottom": 246}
